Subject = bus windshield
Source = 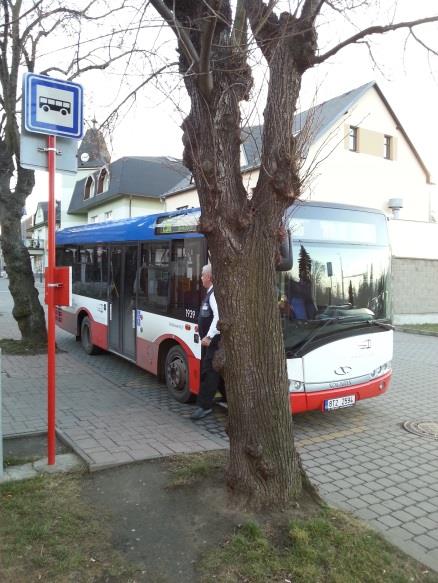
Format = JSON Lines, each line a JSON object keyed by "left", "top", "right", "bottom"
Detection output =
{"left": 278, "top": 242, "right": 390, "bottom": 353}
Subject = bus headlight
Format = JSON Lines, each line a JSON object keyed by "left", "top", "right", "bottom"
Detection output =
{"left": 289, "top": 380, "right": 304, "bottom": 393}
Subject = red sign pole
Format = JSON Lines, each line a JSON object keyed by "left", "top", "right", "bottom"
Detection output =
{"left": 47, "top": 134, "right": 57, "bottom": 465}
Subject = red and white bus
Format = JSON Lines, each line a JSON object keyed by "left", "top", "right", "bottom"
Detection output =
{"left": 56, "top": 201, "right": 393, "bottom": 413}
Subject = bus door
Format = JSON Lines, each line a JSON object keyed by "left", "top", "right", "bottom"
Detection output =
{"left": 108, "top": 245, "right": 138, "bottom": 359}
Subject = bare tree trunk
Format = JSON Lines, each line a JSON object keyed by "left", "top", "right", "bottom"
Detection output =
{"left": 150, "top": 0, "right": 323, "bottom": 508}
{"left": 177, "top": 10, "right": 303, "bottom": 507}
{"left": 1, "top": 217, "right": 47, "bottom": 344}
{"left": 213, "top": 221, "right": 302, "bottom": 506}
{"left": 0, "top": 149, "right": 47, "bottom": 344}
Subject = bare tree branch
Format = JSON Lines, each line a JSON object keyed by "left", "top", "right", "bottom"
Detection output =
{"left": 300, "top": 0, "right": 326, "bottom": 23}
{"left": 0, "top": 0, "right": 10, "bottom": 87}
{"left": 231, "top": 0, "right": 247, "bottom": 47}
{"left": 20, "top": 1, "right": 137, "bottom": 44}
{"left": 410, "top": 28, "right": 438, "bottom": 58}
{"left": 251, "top": 0, "right": 279, "bottom": 40}
{"left": 40, "top": 49, "right": 151, "bottom": 80}
{"left": 98, "top": 61, "right": 177, "bottom": 132}
{"left": 315, "top": 15, "right": 438, "bottom": 64}
{"left": 149, "top": 0, "right": 200, "bottom": 69}
{"left": 199, "top": 1, "right": 218, "bottom": 97}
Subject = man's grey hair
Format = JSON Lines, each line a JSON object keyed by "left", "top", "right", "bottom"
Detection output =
{"left": 202, "top": 264, "right": 212, "bottom": 277}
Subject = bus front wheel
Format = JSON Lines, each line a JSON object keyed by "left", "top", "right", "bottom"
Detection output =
{"left": 80, "top": 317, "right": 99, "bottom": 355}
{"left": 165, "top": 346, "right": 194, "bottom": 403}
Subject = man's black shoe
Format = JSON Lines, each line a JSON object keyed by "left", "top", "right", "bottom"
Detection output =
{"left": 190, "top": 407, "right": 213, "bottom": 420}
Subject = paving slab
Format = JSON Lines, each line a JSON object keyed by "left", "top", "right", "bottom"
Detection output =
{"left": 1, "top": 278, "right": 438, "bottom": 573}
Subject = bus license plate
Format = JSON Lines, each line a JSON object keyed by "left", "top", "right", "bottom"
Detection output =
{"left": 324, "top": 395, "right": 356, "bottom": 411}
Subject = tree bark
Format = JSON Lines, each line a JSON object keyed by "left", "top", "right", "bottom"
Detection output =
{"left": 185, "top": 92, "right": 302, "bottom": 505}
{"left": 0, "top": 143, "right": 47, "bottom": 344}
{"left": 215, "top": 221, "right": 302, "bottom": 506}
{"left": 166, "top": 1, "right": 309, "bottom": 508}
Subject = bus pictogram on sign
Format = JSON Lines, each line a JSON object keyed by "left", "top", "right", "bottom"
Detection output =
{"left": 39, "top": 96, "right": 71, "bottom": 116}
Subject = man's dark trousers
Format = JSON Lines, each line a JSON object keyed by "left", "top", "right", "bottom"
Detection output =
{"left": 197, "top": 335, "right": 225, "bottom": 410}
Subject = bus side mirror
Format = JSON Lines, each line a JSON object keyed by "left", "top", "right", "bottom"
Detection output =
{"left": 277, "top": 229, "right": 292, "bottom": 271}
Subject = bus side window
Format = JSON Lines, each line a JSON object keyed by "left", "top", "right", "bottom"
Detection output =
{"left": 135, "top": 244, "right": 149, "bottom": 309}
{"left": 137, "top": 243, "right": 170, "bottom": 313}
{"left": 170, "top": 241, "right": 187, "bottom": 311}
{"left": 168, "top": 239, "right": 202, "bottom": 321}
{"left": 84, "top": 246, "right": 108, "bottom": 299}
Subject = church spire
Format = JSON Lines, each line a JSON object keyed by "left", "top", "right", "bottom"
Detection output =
{"left": 77, "top": 118, "right": 111, "bottom": 169}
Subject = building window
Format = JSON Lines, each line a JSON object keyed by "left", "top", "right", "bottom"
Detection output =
{"left": 384, "top": 135, "right": 392, "bottom": 160}
{"left": 349, "top": 126, "right": 358, "bottom": 152}
{"left": 104, "top": 211, "right": 112, "bottom": 220}
{"left": 84, "top": 176, "right": 94, "bottom": 200}
{"left": 97, "top": 167, "right": 109, "bottom": 194}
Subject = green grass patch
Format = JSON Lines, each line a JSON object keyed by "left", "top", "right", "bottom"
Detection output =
{"left": 199, "top": 508, "right": 438, "bottom": 582}
{"left": 166, "top": 450, "right": 227, "bottom": 487}
{"left": 0, "top": 338, "right": 48, "bottom": 354}
{"left": 400, "top": 324, "right": 438, "bottom": 334}
{"left": 0, "top": 338, "right": 66, "bottom": 354}
{"left": 0, "top": 474, "right": 138, "bottom": 582}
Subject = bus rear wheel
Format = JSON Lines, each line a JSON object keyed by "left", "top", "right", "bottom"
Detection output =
{"left": 165, "top": 346, "right": 194, "bottom": 403}
{"left": 80, "top": 317, "right": 99, "bottom": 355}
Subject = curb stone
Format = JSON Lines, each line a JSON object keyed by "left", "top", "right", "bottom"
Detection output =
{"left": 0, "top": 453, "right": 85, "bottom": 483}
{"left": 396, "top": 327, "right": 438, "bottom": 337}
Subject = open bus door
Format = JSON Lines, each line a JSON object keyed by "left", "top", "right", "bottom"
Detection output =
{"left": 108, "top": 245, "right": 138, "bottom": 359}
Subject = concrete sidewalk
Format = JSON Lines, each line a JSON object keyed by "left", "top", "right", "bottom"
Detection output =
{"left": 1, "top": 348, "right": 228, "bottom": 468}
{"left": 1, "top": 277, "right": 438, "bottom": 573}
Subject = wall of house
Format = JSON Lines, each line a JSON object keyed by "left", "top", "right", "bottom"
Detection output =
{"left": 164, "top": 168, "right": 260, "bottom": 211}
{"left": 388, "top": 219, "right": 438, "bottom": 324}
{"left": 164, "top": 188, "right": 199, "bottom": 211}
{"left": 87, "top": 196, "right": 163, "bottom": 223}
{"left": 60, "top": 168, "right": 96, "bottom": 228}
{"left": 388, "top": 219, "right": 438, "bottom": 260}
{"left": 302, "top": 86, "right": 432, "bottom": 222}
{"left": 392, "top": 258, "right": 438, "bottom": 324}
{"left": 129, "top": 197, "right": 164, "bottom": 217}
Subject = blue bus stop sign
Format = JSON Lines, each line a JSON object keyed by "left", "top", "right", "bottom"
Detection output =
{"left": 23, "top": 73, "right": 84, "bottom": 139}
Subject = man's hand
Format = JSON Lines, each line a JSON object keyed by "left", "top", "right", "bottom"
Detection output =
{"left": 201, "top": 336, "right": 211, "bottom": 347}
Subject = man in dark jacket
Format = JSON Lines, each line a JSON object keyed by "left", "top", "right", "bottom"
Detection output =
{"left": 191, "top": 264, "right": 224, "bottom": 420}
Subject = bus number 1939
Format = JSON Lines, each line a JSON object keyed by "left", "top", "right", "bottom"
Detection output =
{"left": 185, "top": 309, "right": 196, "bottom": 320}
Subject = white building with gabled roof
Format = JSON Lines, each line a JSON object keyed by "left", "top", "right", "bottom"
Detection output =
{"left": 161, "top": 81, "right": 438, "bottom": 324}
